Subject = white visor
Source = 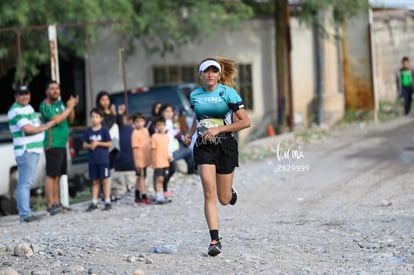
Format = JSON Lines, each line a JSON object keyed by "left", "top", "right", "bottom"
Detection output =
{"left": 199, "top": 60, "right": 221, "bottom": 73}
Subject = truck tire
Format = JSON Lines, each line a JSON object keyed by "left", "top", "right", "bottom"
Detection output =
{"left": 69, "top": 174, "right": 87, "bottom": 198}
{"left": 0, "top": 169, "right": 18, "bottom": 215}
{"left": 68, "top": 186, "right": 77, "bottom": 198}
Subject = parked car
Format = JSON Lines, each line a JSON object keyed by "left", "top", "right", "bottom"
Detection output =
{"left": 109, "top": 83, "right": 198, "bottom": 120}
{"left": 0, "top": 114, "right": 88, "bottom": 215}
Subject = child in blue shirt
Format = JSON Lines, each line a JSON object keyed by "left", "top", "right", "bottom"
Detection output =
{"left": 82, "top": 108, "right": 112, "bottom": 211}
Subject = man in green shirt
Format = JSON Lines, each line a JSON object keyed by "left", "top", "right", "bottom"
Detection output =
{"left": 39, "top": 81, "right": 79, "bottom": 215}
{"left": 396, "top": 56, "right": 414, "bottom": 115}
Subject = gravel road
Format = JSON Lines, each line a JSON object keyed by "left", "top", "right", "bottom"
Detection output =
{"left": 1, "top": 117, "right": 414, "bottom": 275}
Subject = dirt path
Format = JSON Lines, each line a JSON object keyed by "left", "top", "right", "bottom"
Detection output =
{"left": 1, "top": 117, "right": 414, "bottom": 274}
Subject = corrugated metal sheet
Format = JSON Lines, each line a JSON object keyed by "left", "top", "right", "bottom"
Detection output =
{"left": 343, "top": 53, "right": 374, "bottom": 109}
{"left": 342, "top": 14, "right": 375, "bottom": 110}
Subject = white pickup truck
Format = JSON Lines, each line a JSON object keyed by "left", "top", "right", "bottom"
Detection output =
{"left": 0, "top": 114, "right": 89, "bottom": 215}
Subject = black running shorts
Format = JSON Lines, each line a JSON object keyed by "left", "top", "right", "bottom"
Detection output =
{"left": 153, "top": 167, "right": 168, "bottom": 178}
{"left": 193, "top": 136, "right": 238, "bottom": 174}
{"left": 136, "top": 167, "right": 147, "bottom": 177}
{"left": 45, "top": 147, "right": 67, "bottom": 177}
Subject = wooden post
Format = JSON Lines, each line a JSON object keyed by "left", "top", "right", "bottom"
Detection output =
{"left": 275, "top": 0, "right": 294, "bottom": 132}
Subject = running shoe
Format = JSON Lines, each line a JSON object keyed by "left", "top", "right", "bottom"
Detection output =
{"left": 229, "top": 187, "right": 238, "bottom": 206}
{"left": 86, "top": 203, "right": 98, "bottom": 212}
{"left": 136, "top": 197, "right": 153, "bottom": 205}
{"left": 142, "top": 197, "right": 153, "bottom": 205}
{"left": 47, "top": 204, "right": 63, "bottom": 216}
{"left": 103, "top": 203, "right": 112, "bottom": 211}
{"left": 207, "top": 240, "right": 222, "bottom": 257}
{"left": 21, "top": 215, "right": 42, "bottom": 223}
{"left": 59, "top": 204, "right": 72, "bottom": 212}
{"left": 154, "top": 197, "right": 172, "bottom": 205}
{"left": 135, "top": 197, "right": 144, "bottom": 204}
{"left": 163, "top": 191, "right": 175, "bottom": 198}
{"left": 154, "top": 200, "right": 166, "bottom": 205}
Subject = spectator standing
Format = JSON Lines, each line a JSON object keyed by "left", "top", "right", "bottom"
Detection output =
{"left": 146, "top": 101, "right": 162, "bottom": 136}
{"left": 151, "top": 116, "right": 172, "bottom": 205}
{"left": 159, "top": 104, "right": 195, "bottom": 197}
{"left": 111, "top": 105, "right": 136, "bottom": 199}
{"left": 83, "top": 108, "right": 113, "bottom": 211}
{"left": 8, "top": 85, "right": 56, "bottom": 222}
{"left": 173, "top": 108, "right": 195, "bottom": 174}
{"left": 396, "top": 56, "right": 414, "bottom": 115}
{"left": 95, "top": 91, "right": 124, "bottom": 168}
{"left": 39, "top": 81, "right": 78, "bottom": 215}
{"left": 131, "top": 113, "right": 152, "bottom": 204}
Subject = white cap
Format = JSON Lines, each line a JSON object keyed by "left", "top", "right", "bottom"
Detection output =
{"left": 199, "top": 60, "right": 221, "bottom": 73}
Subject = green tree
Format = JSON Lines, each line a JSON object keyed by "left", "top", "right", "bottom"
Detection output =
{"left": 296, "top": 0, "right": 369, "bottom": 27}
{"left": 244, "top": 0, "right": 369, "bottom": 28}
{"left": 0, "top": 0, "right": 253, "bottom": 83}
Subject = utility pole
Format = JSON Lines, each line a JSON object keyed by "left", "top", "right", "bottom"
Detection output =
{"left": 313, "top": 15, "right": 324, "bottom": 126}
{"left": 48, "top": 24, "right": 60, "bottom": 84}
{"left": 275, "top": 0, "right": 294, "bottom": 132}
{"left": 48, "top": 24, "right": 69, "bottom": 207}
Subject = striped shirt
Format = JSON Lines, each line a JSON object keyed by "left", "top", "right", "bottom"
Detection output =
{"left": 8, "top": 103, "right": 44, "bottom": 157}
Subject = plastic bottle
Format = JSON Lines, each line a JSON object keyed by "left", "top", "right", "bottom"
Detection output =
{"left": 385, "top": 257, "right": 405, "bottom": 263}
{"left": 153, "top": 244, "right": 177, "bottom": 254}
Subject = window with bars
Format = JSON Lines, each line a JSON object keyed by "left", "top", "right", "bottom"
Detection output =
{"left": 236, "top": 64, "right": 253, "bottom": 110}
{"left": 152, "top": 63, "right": 253, "bottom": 110}
{"left": 152, "top": 65, "right": 198, "bottom": 85}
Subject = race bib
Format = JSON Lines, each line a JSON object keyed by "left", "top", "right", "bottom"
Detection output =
{"left": 199, "top": 118, "right": 224, "bottom": 128}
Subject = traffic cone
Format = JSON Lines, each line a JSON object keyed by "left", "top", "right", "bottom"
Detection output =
{"left": 267, "top": 124, "right": 276, "bottom": 136}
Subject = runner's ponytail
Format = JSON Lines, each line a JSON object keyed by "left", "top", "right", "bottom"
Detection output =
{"left": 214, "top": 57, "right": 237, "bottom": 88}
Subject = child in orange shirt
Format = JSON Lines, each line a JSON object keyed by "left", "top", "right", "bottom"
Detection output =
{"left": 131, "top": 113, "right": 152, "bottom": 204}
{"left": 151, "top": 116, "right": 172, "bottom": 204}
